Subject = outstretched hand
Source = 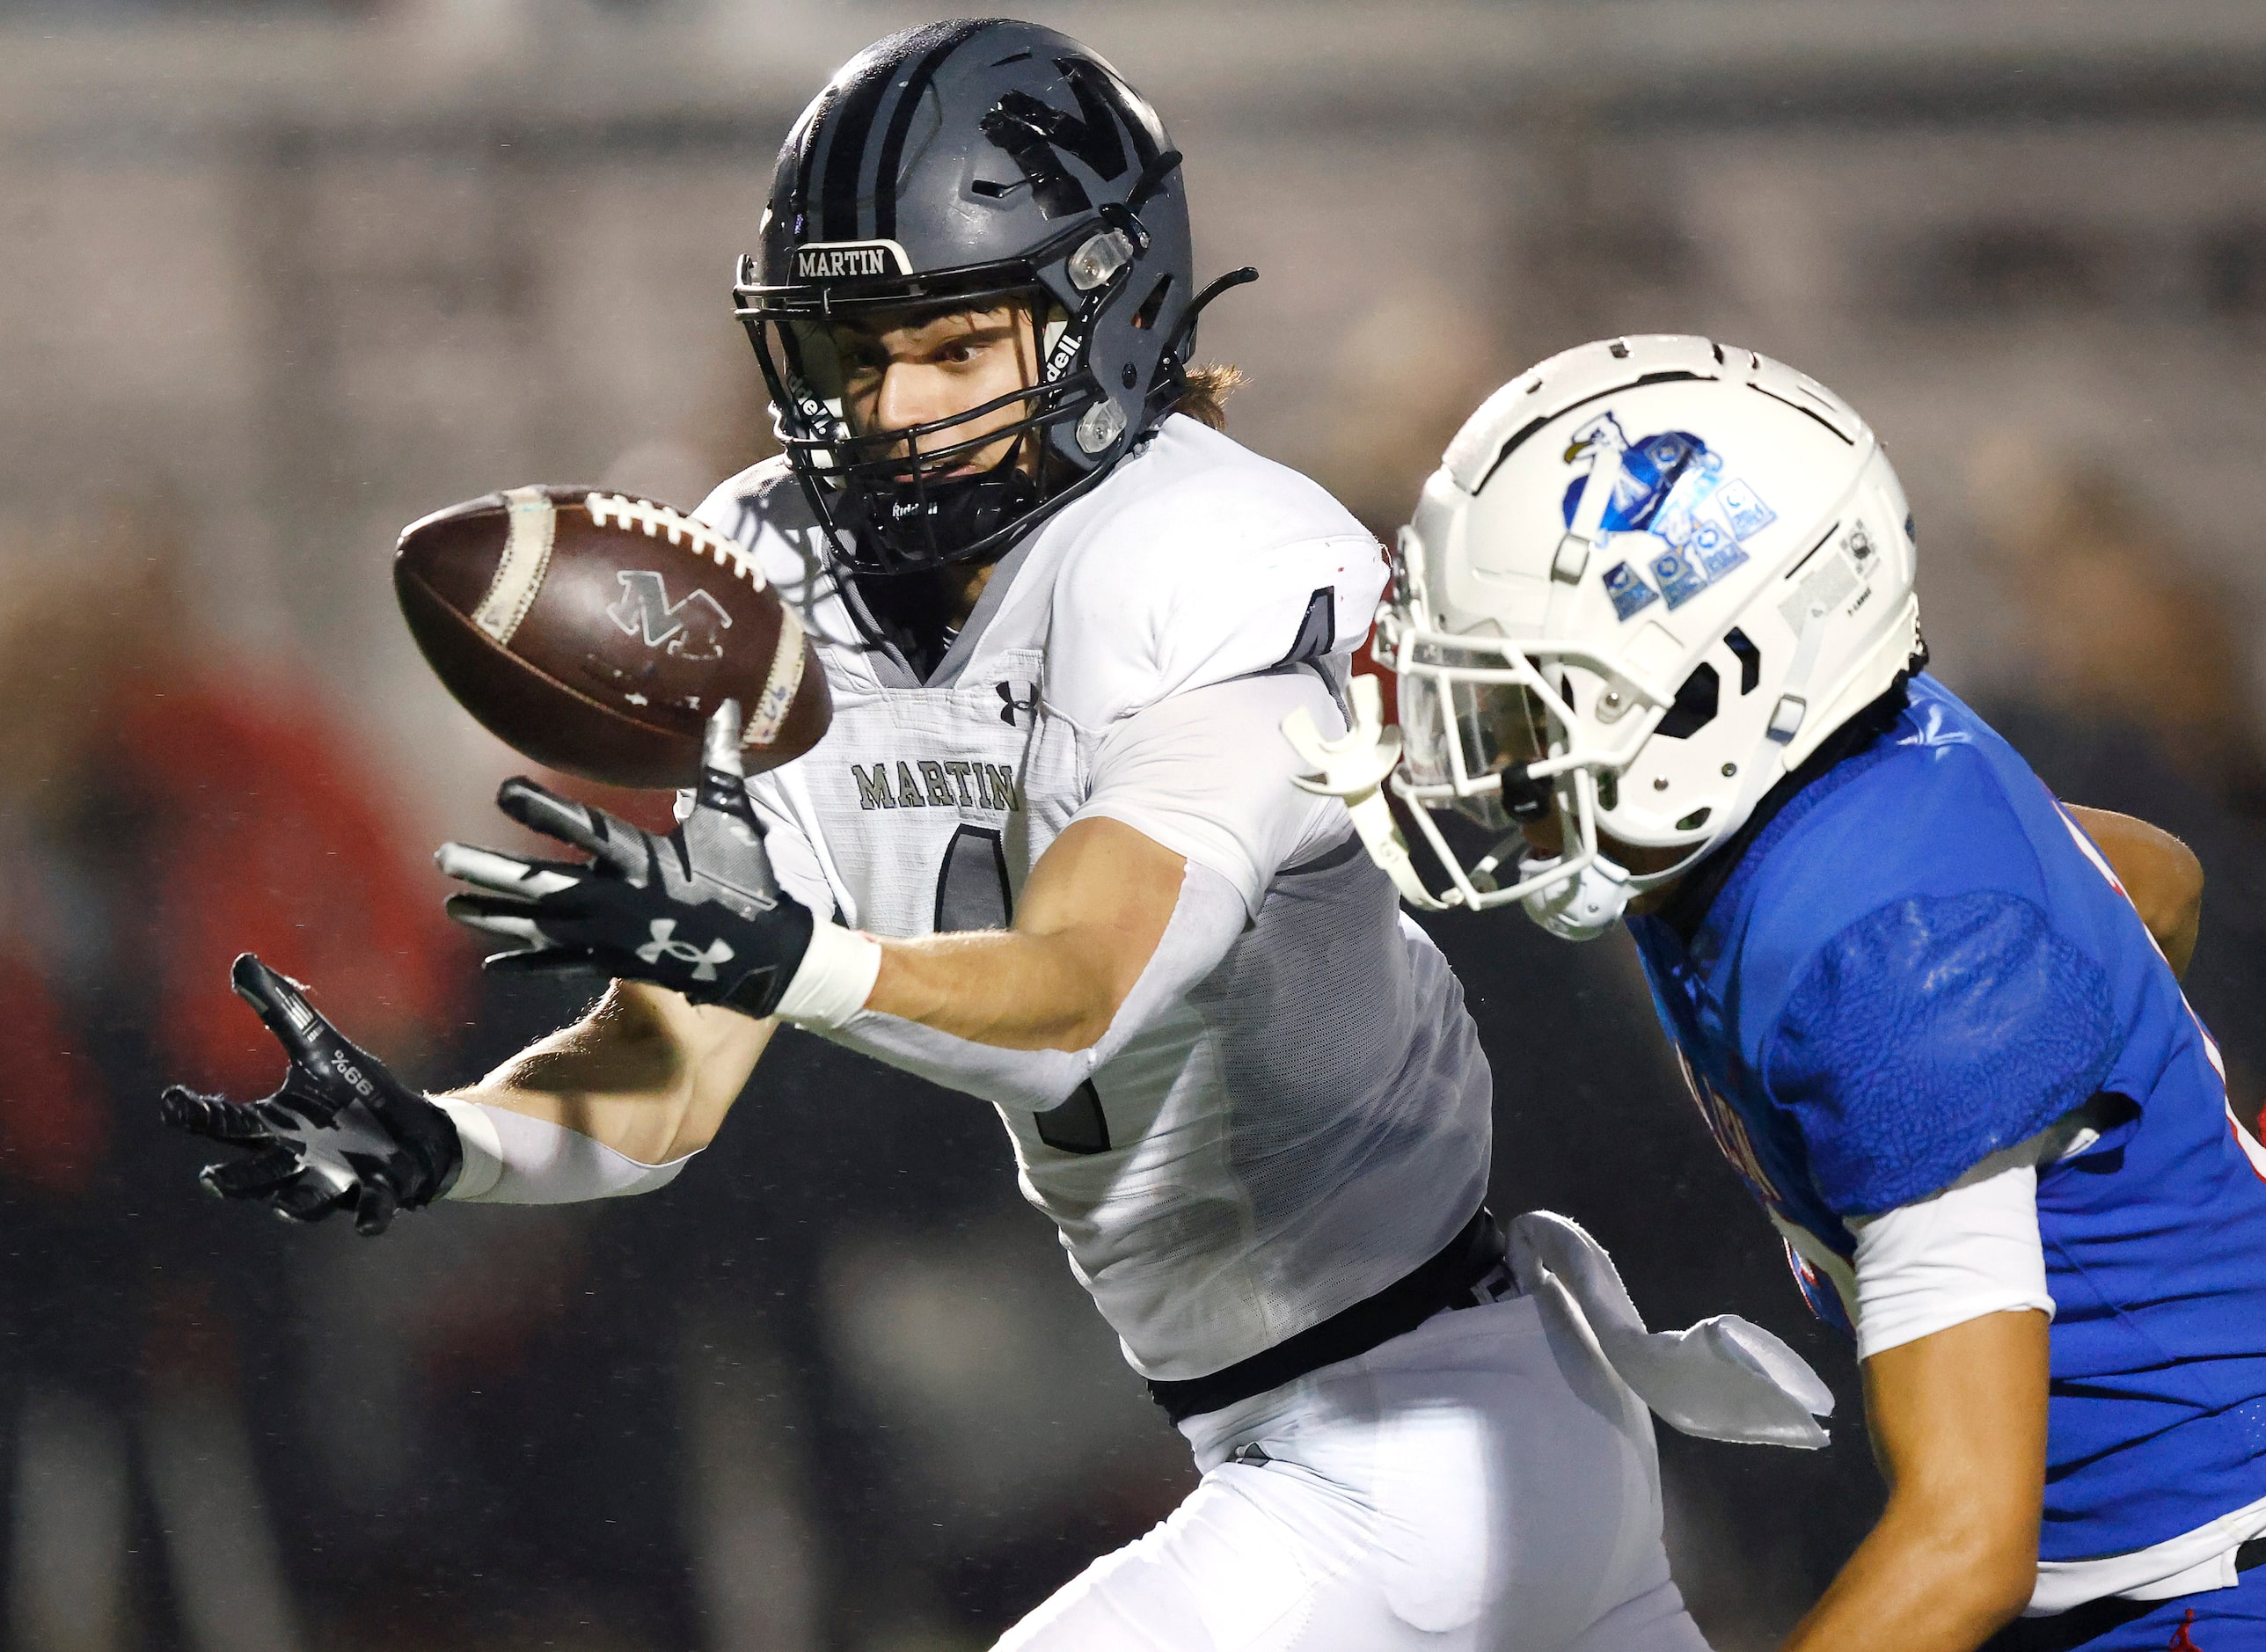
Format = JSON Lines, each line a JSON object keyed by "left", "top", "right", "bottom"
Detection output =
{"left": 438, "top": 699, "right": 816, "bottom": 1018}
{"left": 159, "top": 954, "right": 462, "bottom": 1235}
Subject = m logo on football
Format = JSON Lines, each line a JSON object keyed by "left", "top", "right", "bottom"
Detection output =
{"left": 607, "top": 571, "right": 732, "bottom": 662}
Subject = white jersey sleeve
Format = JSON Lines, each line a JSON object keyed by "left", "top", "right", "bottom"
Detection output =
{"left": 1039, "top": 421, "right": 1388, "bottom": 731}
{"left": 1074, "top": 671, "right": 1354, "bottom": 916}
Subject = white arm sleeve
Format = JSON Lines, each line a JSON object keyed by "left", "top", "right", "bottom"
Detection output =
{"left": 1846, "top": 1100, "right": 2117, "bottom": 1358}
{"left": 1848, "top": 1162, "right": 2053, "bottom": 1359}
{"left": 1073, "top": 670, "right": 1353, "bottom": 915}
{"left": 434, "top": 1100, "right": 692, "bottom": 1205}
{"left": 819, "top": 859, "right": 1249, "bottom": 1112}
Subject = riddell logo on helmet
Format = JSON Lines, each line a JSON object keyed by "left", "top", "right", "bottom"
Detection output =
{"left": 793, "top": 239, "right": 913, "bottom": 281}
{"left": 1042, "top": 325, "right": 1084, "bottom": 384}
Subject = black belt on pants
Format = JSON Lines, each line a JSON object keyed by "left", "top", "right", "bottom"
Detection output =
{"left": 1146, "top": 1207, "right": 1511, "bottom": 1425}
{"left": 1983, "top": 1539, "right": 2266, "bottom": 1652}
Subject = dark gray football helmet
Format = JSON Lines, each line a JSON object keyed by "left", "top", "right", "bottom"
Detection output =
{"left": 734, "top": 18, "right": 1247, "bottom": 575}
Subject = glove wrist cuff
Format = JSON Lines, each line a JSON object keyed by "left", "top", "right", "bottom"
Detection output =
{"left": 774, "top": 923, "right": 882, "bottom": 1031}
{"left": 431, "top": 1097, "right": 505, "bottom": 1200}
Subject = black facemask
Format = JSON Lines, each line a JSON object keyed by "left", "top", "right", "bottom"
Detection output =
{"left": 836, "top": 446, "right": 1051, "bottom": 574}
{"left": 842, "top": 452, "right": 1046, "bottom": 679}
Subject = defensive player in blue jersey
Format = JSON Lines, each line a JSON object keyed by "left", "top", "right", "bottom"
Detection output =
{"left": 1293, "top": 336, "right": 2266, "bottom": 1652}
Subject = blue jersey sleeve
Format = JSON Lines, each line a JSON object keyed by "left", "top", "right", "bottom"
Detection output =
{"left": 1765, "top": 890, "right": 2120, "bottom": 1217}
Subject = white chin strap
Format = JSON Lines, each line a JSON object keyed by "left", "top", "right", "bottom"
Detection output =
{"left": 1516, "top": 852, "right": 1634, "bottom": 941}
{"left": 1283, "top": 677, "right": 1451, "bottom": 912}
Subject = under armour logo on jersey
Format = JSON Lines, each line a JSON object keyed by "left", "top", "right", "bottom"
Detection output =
{"left": 635, "top": 919, "right": 735, "bottom": 981}
{"left": 607, "top": 571, "right": 732, "bottom": 660}
{"left": 997, "top": 681, "right": 1037, "bottom": 725}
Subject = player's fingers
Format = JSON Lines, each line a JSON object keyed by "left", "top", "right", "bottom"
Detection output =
{"left": 353, "top": 1179, "right": 399, "bottom": 1238}
{"left": 482, "top": 948, "right": 604, "bottom": 978}
{"left": 228, "top": 954, "right": 341, "bottom": 1067}
{"left": 198, "top": 1147, "right": 307, "bottom": 1201}
{"left": 268, "top": 1172, "right": 347, "bottom": 1224}
{"left": 691, "top": 704, "right": 763, "bottom": 827}
{"left": 160, "top": 1085, "right": 273, "bottom": 1144}
{"left": 442, "top": 893, "right": 557, "bottom": 944}
{"left": 702, "top": 698, "right": 746, "bottom": 779}
{"left": 493, "top": 779, "right": 645, "bottom": 877}
{"left": 434, "top": 843, "right": 581, "bottom": 900}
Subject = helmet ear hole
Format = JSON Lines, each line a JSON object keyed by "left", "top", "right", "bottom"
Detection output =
{"left": 1656, "top": 662, "right": 1721, "bottom": 741}
{"left": 1133, "top": 274, "right": 1173, "bottom": 331}
{"left": 1551, "top": 669, "right": 1579, "bottom": 716}
{"left": 1724, "top": 627, "right": 1761, "bottom": 695}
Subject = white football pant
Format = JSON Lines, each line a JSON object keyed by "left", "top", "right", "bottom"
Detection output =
{"left": 996, "top": 1290, "right": 1711, "bottom": 1652}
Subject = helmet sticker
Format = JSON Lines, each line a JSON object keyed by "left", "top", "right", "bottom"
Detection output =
{"left": 1778, "top": 545, "right": 1863, "bottom": 636}
{"left": 978, "top": 68, "right": 1134, "bottom": 219}
{"left": 1716, "top": 478, "right": 1777, "bottom": 540}
{"left": 1568, "top": 411, "right": 1777, "bottom": 618}
{"left": 1602, "top": 561, "right": 1661, "bottom": 621}
{"left": 1652, "top": 544, "right": 1722, "bottom": 608}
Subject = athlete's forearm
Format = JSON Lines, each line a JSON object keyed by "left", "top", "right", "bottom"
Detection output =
{"left": 2065, "top": 804, "right": 2203, "bottom": 977}
{"left": 446, "top": 980, "right": 775, "bottom": 1163}
{"left": 1783, "top": 1311, "right": 2047, "bottom": 1652}
{"left": 1780, "top": 1488, "right": 2033, "bottom": 1652}
{"left": 868, "top": 925, "right": 1140, "bottom": 1050}
{"left": 863, "top": 815, "right": 1187, "bottom": 1052}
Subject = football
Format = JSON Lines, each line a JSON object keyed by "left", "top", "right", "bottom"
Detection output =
{"left": 394, "top": 485, "right": 830, "bottom": 790}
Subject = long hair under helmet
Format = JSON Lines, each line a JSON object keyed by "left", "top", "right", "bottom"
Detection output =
{"left": 1289, "top": 337, "right": 1923, "bottom": 941}
{"left": 735, "top": 18, "right": 1246, "bottom": 577}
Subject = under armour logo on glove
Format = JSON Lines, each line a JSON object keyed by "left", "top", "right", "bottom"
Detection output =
{"left": 636, "top": 919, "right": 735, "bottom": 981}
{"left": 438, "top": 699, "right": 817, "bottom": 1018}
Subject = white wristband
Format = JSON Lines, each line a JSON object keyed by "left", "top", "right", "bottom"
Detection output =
{"left": 775, "top": 921, "right": 883, "bottom": 1031}
{"left": 435, "top": 1097, "right": 505, "bottom": 1200}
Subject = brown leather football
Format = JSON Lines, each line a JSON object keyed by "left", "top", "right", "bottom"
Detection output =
{"left": 395, "top": 485, "right": 830, "bottom": 790}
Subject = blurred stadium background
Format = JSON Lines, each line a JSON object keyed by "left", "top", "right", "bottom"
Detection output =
{"left": 4, "top": 1, "right": 2266, "bottom": 1648}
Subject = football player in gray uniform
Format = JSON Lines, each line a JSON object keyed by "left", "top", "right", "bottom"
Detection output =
{"left": 164, "top": 23, "right": 1826, "bottom": 1649}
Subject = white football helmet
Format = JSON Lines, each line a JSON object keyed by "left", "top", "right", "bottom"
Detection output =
{"left": 1293, "top": 336, "right": 1920, "bottom": 939}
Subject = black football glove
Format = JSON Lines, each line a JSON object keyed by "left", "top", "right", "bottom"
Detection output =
{"left": 437, "top": 699, "right": 815, "bottom": 1017}
{"left": 159, "top": 954, "right": 463, "bottom": 1235}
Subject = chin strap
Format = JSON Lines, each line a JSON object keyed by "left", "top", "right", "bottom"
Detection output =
{"left": 1515, "top": 852, "right": 1634, "bottom": 941}
{"left": 1284, "top": 676, "right": 1452, "bottom": 911}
